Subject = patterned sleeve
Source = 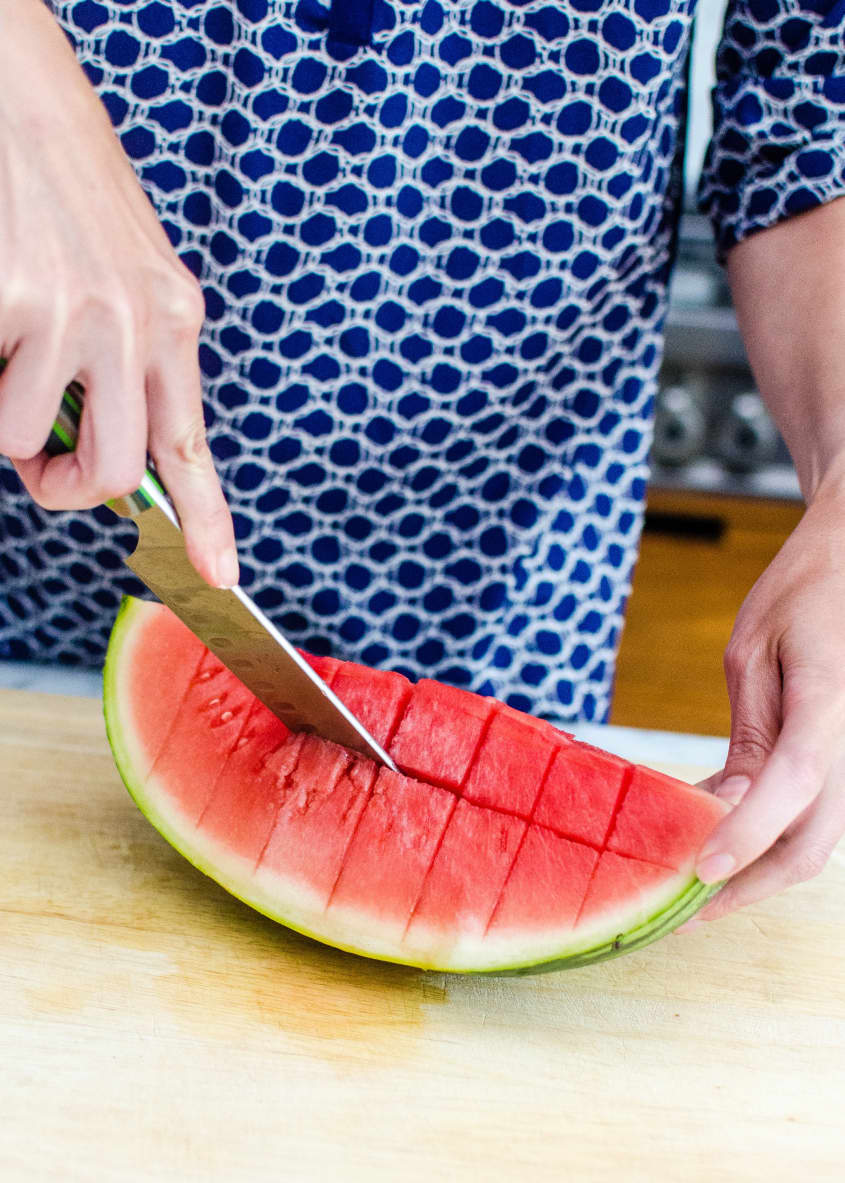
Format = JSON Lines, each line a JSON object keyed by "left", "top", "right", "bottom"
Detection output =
{"left": 698, "top": 0, "right": 845, "bottom": 259}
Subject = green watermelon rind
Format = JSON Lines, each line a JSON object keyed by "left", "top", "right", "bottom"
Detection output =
{"left": 487, "top": 878, "right": 720, "bottom": 975}
{"left": 103, "top": 597, "right": 722, "bottom": 976}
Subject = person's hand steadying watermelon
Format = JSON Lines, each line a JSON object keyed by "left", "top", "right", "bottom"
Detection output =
{"left": 679, "top": 206, "right": 845, "bottom": 931}
{"left": 1, "top": 0, "right": 845, "bottom": 953}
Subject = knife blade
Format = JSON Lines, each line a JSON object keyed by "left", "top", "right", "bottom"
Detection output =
{"left": 44, "top": 382, "right": 397, "bottom": 770}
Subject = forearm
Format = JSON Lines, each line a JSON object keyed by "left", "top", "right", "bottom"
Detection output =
{"left": 726, "top": 197, "right": 845, "bottom": 503}
{"left": 0, "top": 0, "right": 111, "bottom": 135}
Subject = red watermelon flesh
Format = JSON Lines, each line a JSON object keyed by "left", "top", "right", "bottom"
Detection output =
{"left": 327, "top": 768, "right": 456, "bottom": 953}
{"left": 579, "top": 852, "right": 681, "bottom": 929}
{"left": 149, "top": 652, "right": 258, "bottom": 825}
{"left": 255, "top": 737, "right": 377, "bottom": 910}
{"left": 462, "top": 710, "right": 559, "bottom": 816}
{"left": 105, "top": 599, "right": 730, "bottom": 973}
{"left": 488, "top": 827, "right": 600, "bottom": 937}
{"left": 302, "top": 653, "right": 342, "bottom": 685}
{"left": 122, "top": 605, "right": 201, "bottom": 781}
{"left": 404, "top": 800, "right": 527, "bottom": 961}
{"left": 533, "top": 743, "right": 630, "bottom": 847}
{"left": 607, "top": 766, "right": 728, "bottom": 869}
{"left": 325, "top": 659, "right": 411, "bottom": 748}
{"left": 390, "top": 679, "right": 495, "bottom": 789}
{"left": 197, "top": 705, "right": 303, "bottom": 864}
{"left": 497, "top": 701, "right": 574, "bottom": 743}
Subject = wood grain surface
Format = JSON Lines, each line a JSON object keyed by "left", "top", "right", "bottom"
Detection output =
{"left": 1, "top": 689, "right": 843, "bottom": 1182}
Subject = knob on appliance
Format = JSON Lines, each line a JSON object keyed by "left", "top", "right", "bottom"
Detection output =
{"left": 652, "top": 384, "right": 707, "bottom": 467}
{"left": 715, "top": 392, "right": 778, "bottom": 473}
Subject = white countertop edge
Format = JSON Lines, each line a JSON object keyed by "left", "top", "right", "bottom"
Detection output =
{"left": 1, "top": 659, "right": 730, "bottom": 772}
{"left": 0, "top": 660, "right": 103, "bottom": 698}
{"left": 569, "top": 721, "right": 728, "bottom": 772}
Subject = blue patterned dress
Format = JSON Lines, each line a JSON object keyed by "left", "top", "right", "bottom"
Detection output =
{"left": 1, "top": 1, "right": 844, "bottom": 721}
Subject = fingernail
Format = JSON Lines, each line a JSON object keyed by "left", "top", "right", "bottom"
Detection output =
{"left": 696, "top": 852, "right": 736, "bottom": 883}
{"left": 216, "top": 551, "right": 240, "bottom": 589}
{"left": 717, "top": 775, "right": 751, "bottom": 806}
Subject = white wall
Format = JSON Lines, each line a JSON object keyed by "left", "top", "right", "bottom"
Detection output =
{"left": 685, "top": 0, "right": 730, "bottom": 198}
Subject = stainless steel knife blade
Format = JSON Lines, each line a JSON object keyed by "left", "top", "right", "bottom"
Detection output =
{"left": 45, "top": 383, "right": 397, "bottom": 770}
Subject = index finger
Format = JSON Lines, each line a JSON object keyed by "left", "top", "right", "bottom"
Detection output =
{"left": 145, "top": 354, "right": 238, "bottom": 589}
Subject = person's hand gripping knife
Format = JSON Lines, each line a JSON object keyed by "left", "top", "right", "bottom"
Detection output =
{"left": 0, "top": 0, "right": 238, "bottom": 589}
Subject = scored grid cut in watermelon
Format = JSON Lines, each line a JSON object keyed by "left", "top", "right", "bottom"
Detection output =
{"left": 327, "top": 768, "right": 456, "bottom": 951}
{"left": 390, "top": 678, "right": 495, "bottom": 789}
{"left": 301, "top": 654, "right": 342, "bottom": 683}
{"left": 488, "top": 826, "right": 600, "bottom": 936}
{"left": 254, "top": 736, "right": 378, "bottom": 907}
{"left": 105, "top": 599, "right": 731, "bottom": 974}
{"left": 461, "top": 709, "right": 560, "bottom": 815}
{"left": 150, "top": 652, "right": 257, "bottom": 825}
{"left": 533, "top": 743, "right": 630, "bottom": 847}
{"left": 320, "top": 658, "right": 412, "bottom": 748}
{"left": 404, "top": 799, "right": 527, "bottom": 956}
{"left": 196, "top": 704, "right": 301, "bottom": 863}
{"left": 607, "top": 766, "right": 729, "bottom": 869}
{"left": 578, "top": 851, "right": 682, "bottom": 929}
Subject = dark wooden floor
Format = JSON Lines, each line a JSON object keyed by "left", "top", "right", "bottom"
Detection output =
{"left": 610, "top": 488, "right": 804, "bottom": 737}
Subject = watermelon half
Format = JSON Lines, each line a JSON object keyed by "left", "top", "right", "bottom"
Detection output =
{"left": 103, "top": 598, "right": 729, "bottom": 974}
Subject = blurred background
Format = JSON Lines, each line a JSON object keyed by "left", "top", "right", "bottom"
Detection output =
{"left": 611, "top": 0, "right": 804, "bottom": 736}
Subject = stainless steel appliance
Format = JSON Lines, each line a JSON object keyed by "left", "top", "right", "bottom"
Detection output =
{"left": 653, "top": 217, "right": 800, "bottom": 503}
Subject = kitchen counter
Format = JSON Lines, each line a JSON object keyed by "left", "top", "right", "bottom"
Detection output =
{"left": 1, "top": 677, "right": 842, "bottom": 1181}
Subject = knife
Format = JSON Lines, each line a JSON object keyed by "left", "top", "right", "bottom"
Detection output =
{"left": 42, "top": 381, "right": 397, "bottom": 770}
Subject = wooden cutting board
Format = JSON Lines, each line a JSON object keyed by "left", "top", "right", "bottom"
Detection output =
{"left": 1, "top": 689, "right": 843, "bottom": 1181}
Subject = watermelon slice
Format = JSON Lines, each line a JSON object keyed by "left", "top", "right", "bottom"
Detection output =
{"left": 103, "top": 598, "right": 730, "bottom": 974}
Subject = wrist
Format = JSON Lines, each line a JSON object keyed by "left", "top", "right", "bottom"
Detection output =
{"left": 786, "top": 419, "right": 845, "bottom": 505}
{"left": 807, "top": 447, "right": 845, "bottom": 510}
{"left": 0, "top": 1, "right": 84, "bottom": 97}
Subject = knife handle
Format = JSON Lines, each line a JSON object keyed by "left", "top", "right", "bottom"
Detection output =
{"left": 0, "top": 358, "right": 167, "bottom": 518}
{"left": 44, "top": 379, "right": 86, "bottom": 458}
{"left": 0, "top": 357, "right": 80, "bottom": 459}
